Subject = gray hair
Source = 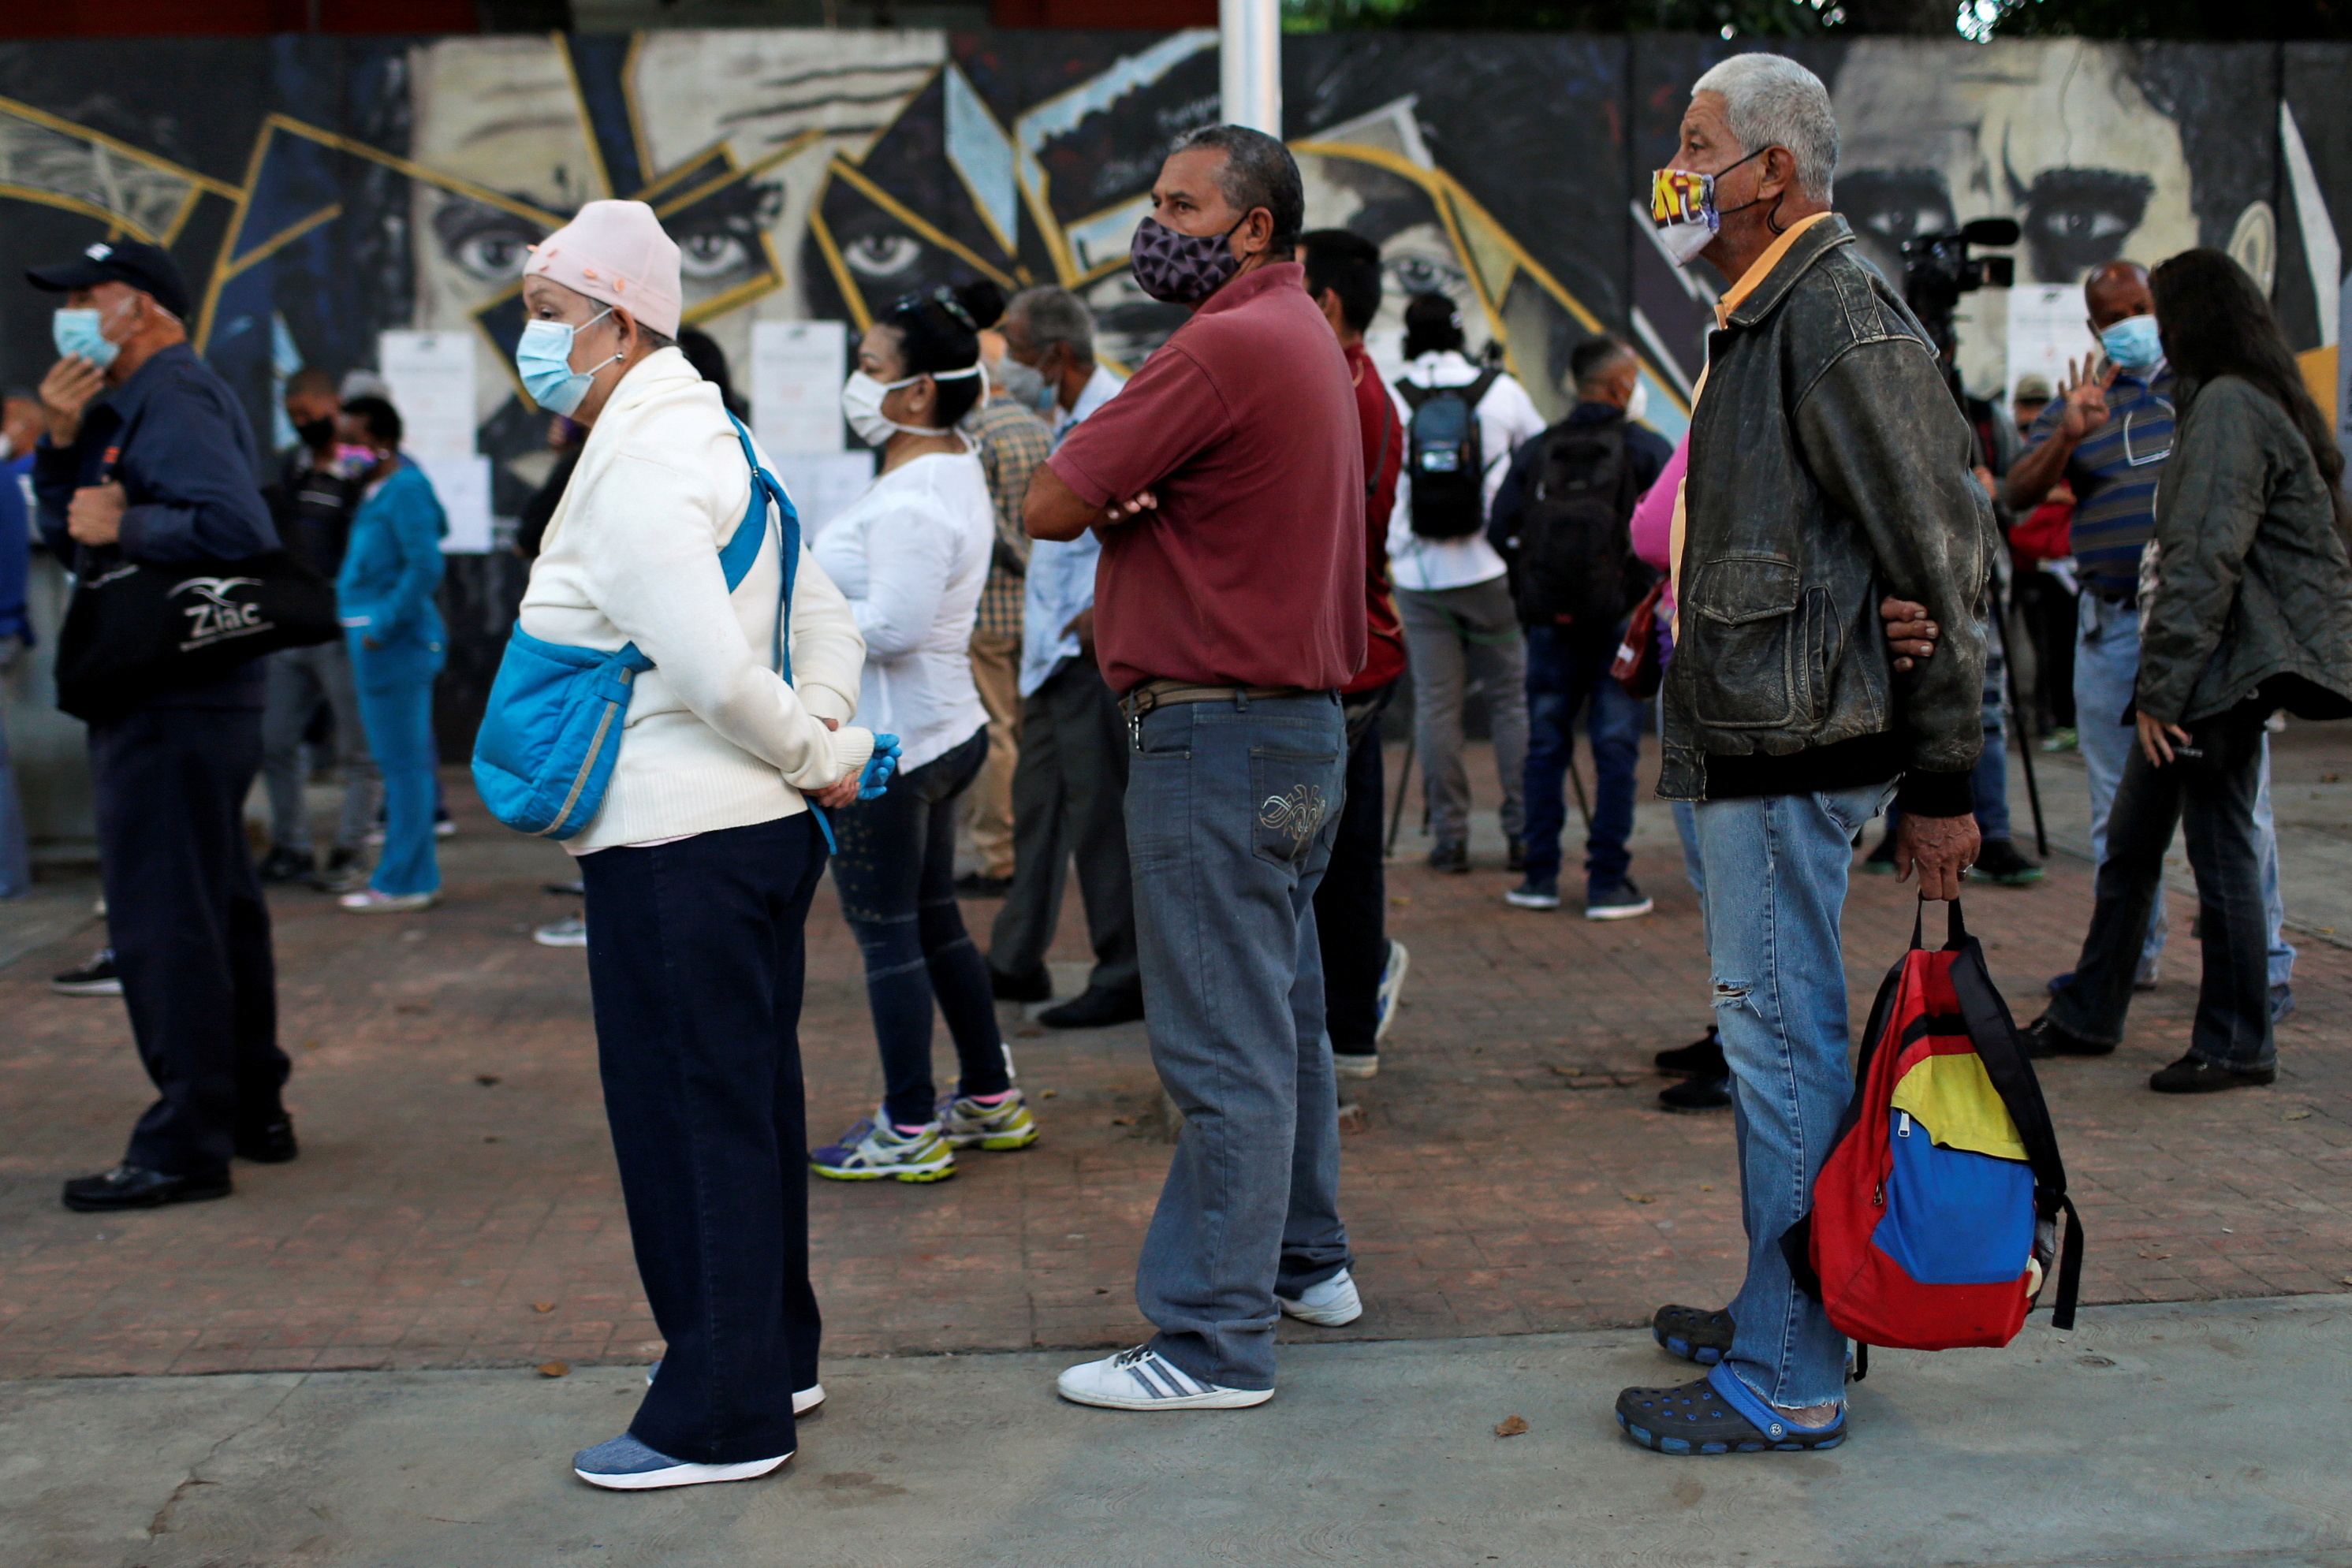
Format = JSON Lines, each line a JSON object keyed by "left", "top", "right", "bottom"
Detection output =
{"left": 1170, "top": 124, "right": 1304, "bottom": 256}
{"left": 1691, "top": 53, "right": 1837, "bottom": 207}
{"left": 1006, "top": 285, "right": 1096, "bottom": 363}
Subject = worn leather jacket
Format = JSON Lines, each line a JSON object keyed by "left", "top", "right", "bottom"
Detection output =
{"left": 1660, "top": 215, "right": 1990, "bottom": 805}
{"left": 2141, "top": 375, "right": 2352, "bottom": 727}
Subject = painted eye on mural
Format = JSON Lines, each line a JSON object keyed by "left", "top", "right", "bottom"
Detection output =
{"left": 845, "top": 234, "right": 922, "bottom": 278}
{"left": 1386, "top": 252, "right": 1467, "bottom": 298}
{"left": 431, "top": 200, "right": 546, "bottom": 284}
{"left": 2011, "top": 168, "right": 2153, "bottom": 281}
{"left": 675, "top": 229, "right": 751, "bottom": 279}
{"left": 1839, "top": 170, "right": 1957, "bottom": 250}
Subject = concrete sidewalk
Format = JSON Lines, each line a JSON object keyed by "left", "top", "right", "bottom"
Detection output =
{"left": 8, "top": 1294, "right": 2349, "bottom": 1568}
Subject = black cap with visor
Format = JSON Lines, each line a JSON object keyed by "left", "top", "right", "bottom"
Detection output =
{"left": 25, "top": 239, "right": 192, "bottom": 320}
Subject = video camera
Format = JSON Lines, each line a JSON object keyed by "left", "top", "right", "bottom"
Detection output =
{"left": 1900, "top": 217, "right": 2020, "bottom": 360}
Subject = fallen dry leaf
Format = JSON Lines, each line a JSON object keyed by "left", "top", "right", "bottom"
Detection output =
{"left": 1495, "top": 1415, "right": 1529, "bottom": 1437}
{"left": 2284, "top": 1108, "right": 2314, "bottom": 1121}
{"left": 1551, "top": 1065, "right": 1584, "bottom": 1078}
{"left": 1041, "top": 1089, "right": 1058, "bottom": 1099}
{"left": 1110, "top": 1115, "right": 1139, "bottom": 1127}
{"left": 537, "top": 1361, "right": 569, "bottom": 1377}
{"left": 475, "top": 1075, "right": 501, "bottom": 1087}
{"left": 1622, "top": 1191, "right": 1657, "bottom": 1205}
{"left": 531, "top": 1302, "right": 555, "bottom": 1313}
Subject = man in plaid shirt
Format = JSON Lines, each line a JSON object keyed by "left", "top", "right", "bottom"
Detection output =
{"left": 958, "top": 348, "right": 1054, "bottom": 896}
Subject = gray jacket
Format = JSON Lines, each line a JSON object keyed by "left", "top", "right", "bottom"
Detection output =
{"left": 1661, "top": 215, "right": 1990, "bottom": 803}
{"left": 2141, "top": 375, "right": 2352, "bottom": 727}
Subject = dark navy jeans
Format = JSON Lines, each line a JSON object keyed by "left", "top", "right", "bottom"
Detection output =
{"left": 829, "top": 726, "right": 1011, "bottom": 1128}
{"left": 1520, "top": 622, "right": 1643, "bottom": 890}
{"left": 579, "top": 811, "right": 828, "bottom": 1465}
{"left": 1126, "top": 690, "right": 1352, "bottom": 1391}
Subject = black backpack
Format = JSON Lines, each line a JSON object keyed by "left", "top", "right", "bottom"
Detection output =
{"left": 1511, "top": 415, "right": 1651, "bottom": 629}
{"left": 1399, "top": 368, "right": 1500, "bottom": 539}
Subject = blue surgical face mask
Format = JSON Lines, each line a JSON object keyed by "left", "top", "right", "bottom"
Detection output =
{"left": 2099, "top": 313, "right": 2162, "bottom": 371}
{"left": 515, "top": 308, "right": 619, "bottom": 416}
{"left": 53, "top": 306, "right": 121, "bottom": 370}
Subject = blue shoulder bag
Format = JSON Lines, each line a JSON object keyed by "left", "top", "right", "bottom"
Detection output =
{"left": 473, "top": 412, "right": 844, "bottom": 842}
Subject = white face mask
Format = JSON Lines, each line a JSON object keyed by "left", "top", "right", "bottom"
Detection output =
{"left": 1625, "top": 378, "right": 1650, "bottom": 424}
{"left": 839, "top": 365, "right": 980, "bottom": 448}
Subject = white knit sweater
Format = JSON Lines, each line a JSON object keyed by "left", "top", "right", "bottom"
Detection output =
{"left": 518, "top": 349, "right": 874, "bottom": 851}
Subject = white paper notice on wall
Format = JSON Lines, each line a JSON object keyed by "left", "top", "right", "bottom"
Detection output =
{"left": 419, "top": 454, "right": 494, "bottom": 554}
{"left": 752, "top": 321, "right": 848, "bottom": 455}
{"left": 378, "top": 330, "right": 479, "bottom": 462}
{"left": 2006, "top": 285, "right": 2096, "bottom": 410}
{"left": 770, "top": 452, "right": 875, "bottom": 542}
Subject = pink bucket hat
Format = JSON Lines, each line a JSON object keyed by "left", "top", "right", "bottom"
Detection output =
{"left": 523, "top": 199, "right": 683, "bottom": 338}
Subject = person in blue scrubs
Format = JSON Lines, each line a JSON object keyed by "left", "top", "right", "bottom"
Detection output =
{"left": 333, "top": 396, "right": 445, "bottom": 913}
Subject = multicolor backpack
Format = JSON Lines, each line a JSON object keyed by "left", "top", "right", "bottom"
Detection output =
{"left": 1783, "top": 901, "right": 2084, "bottom": 1354}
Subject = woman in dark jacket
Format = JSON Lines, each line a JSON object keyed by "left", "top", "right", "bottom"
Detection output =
{"left": 2030, "top": 249, "right": 2352, "bottom": 1093}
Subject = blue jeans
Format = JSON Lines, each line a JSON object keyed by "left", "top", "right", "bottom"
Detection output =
{"left": 1521, "top": 624, "right": 1643, "bottom": 889}
{"left": 350, "top": 637, "right": 440, "bottom": 898}
{"left": 2050, "top": 704, "right": 2274, "bottom": 1070}
{"left": 580, "top": 813, "right": 827, "bottom": 1465}
{"left": 829, "top": 726, "right": 1009, "bottom": 1130}
{"left": 1127, "top": 691, "right": 1351, "bottom": 1391}
{"left": 2075, "top": 594, "right": 2294, "bottom": 988}
{"left": 1694, "top": 780, "right": 1894, "bottom": 1411}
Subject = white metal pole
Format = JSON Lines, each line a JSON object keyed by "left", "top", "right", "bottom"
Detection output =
{"left": 1219, "top": 0, "right": 1281, "bottom": 136}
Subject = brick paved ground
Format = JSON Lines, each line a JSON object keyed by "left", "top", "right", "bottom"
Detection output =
{"left": 2, "top": 745, "right": 2348, "bottom": 1380}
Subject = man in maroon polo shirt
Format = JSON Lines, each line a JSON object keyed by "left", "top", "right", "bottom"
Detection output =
{"left": 1026, "top": 125, "right": 1367, "bottom": 1412}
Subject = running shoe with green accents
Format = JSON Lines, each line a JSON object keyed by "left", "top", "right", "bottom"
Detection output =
{"left": 810, "top": 1113, "right": 956, "bottom": 1182}
{"left": 937, "top": 1088, "right": 1042, "bottom": 1151}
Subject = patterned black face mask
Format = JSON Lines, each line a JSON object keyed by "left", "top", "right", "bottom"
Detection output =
{"left": 1128, "top": 214, "right": 1248, "bottom": 305}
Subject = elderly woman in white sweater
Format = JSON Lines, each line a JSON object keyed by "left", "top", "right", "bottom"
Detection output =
{"left": 807, "top": 283, "right": 1044, "bottom": 1183}
{"left": 510, "top": 201, "right": 873, "bottom": 1492}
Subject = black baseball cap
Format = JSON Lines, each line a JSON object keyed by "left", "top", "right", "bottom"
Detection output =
{"left": 27, "top": 238, "right": 191, "bottom": 320}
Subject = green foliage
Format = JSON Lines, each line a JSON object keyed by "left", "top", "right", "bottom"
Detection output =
{"left": 1282, "top": 0, "right": 1852, "bottom": 35}
{"left": 1281, "top": 0, "right": 2352, "bottom": 35}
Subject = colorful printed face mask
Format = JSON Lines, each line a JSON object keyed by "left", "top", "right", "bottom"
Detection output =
{"left": 1649, "top": 149, "right": 1768, "bottom": 267}
{"left": 1129, "top": 214, "right": 1248, "bottom": 306}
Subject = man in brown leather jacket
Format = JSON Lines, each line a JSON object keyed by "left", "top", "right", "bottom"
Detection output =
{"left": 1614, "top": 53, "right": 1989, "bottom": 1458}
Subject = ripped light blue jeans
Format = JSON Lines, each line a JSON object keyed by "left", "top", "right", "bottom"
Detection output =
{"left": 1693, "top": 780, "right": 1895, "bottom": 1412}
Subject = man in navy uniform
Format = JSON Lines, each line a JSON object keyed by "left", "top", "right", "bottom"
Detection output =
{"left": 28, "top": 239, "right": 293, "bottom": 1211}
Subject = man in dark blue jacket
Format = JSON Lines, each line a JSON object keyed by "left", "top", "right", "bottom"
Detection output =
{"left": 28, "top": 239, "right": 293, "bottom": 1211}
{"left": 1488, "top": 336, "right": 1672, "bottom": 922}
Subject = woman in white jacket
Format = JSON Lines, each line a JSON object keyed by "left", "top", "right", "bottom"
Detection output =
{"left": 808, "top": 284, "right": 1041, "bottom": 1182}
{"left": 509, "top": 202, "right": 872, "bottom": 1492}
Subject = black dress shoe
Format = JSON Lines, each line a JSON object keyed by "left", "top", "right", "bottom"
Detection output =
{"left": 62, "top": 1164, "right": 233, "bottom": 1212}
{"left": 2021, "top": 1014, "right": 2115, "bottom": 1059}
{"left": 2149, "top": 1053, "right": 2276, "bottom": 1093}
{"left": 1037, "top": 987, "right": 1146, "bottom": 1030}
{"left": 255, "top": 846, "right": 316, "bottom": 885}
{"left": 236, "top": 1115, "right": 299, "bottom": 1164}
{"left": 1654, "top": 1027, "right": 1724, "bottom": 1078}
{"left": 954, "top": 872, "right": 1013, "bottom": 899}
{"left": 1659, "top": 1075, "right": 1732, "bottom": 1113}
{"left": 990, "top": 966, "right": 1053, "bottom": 1004}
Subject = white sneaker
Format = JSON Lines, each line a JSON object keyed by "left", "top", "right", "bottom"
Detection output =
{"left": 572, "top": 1432, "right": 789, "bottom": 1491}
{"left": 534, "top": 914, "right": 588, "bottom": 948}
{"left": 642, "top": 1361, "right": 824, "bottom": 1414}
{"left": 1056, "top": 1346, "right": 1272, "bottom": 1411}
{"left": 1276, "top": 1268, "right": 1363, "bottom": 1327}
{"left": 339, "top": 888, "right": 437, "bottom": 913}
{"left": 1374, "top": 939, "right": 1409, "bottom": 1043}
{"left": 1333, "top": 1052, "right": 1378, "bottom": 1080}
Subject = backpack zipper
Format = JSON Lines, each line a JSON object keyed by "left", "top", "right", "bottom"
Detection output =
{"left": 1895, "top": 1111, "right": 1912, "bottom": 1138}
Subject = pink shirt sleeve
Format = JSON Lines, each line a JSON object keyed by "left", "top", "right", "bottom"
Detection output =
{"left": 1631, "top": 433, "right": 1687, "bottom": 573}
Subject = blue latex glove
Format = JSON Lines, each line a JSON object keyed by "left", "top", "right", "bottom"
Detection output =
{"left": 859, "top": 733, "right": 902, "bottom": 799}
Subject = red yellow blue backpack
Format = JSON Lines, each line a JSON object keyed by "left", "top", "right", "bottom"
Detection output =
{"left": 1781, "top": 899, "right": 2085, "bottom": 1358}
